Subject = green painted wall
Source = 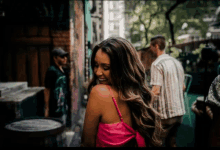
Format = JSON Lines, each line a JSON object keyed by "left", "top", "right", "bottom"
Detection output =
{"left": 85, "top": 0, "right": 93, "bottom": 79}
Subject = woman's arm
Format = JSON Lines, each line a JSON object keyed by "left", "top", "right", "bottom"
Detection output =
{"left": 81, "top": 85, "right": 105, "bottom": 147}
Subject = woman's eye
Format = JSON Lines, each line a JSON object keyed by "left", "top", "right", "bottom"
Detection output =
{"left": 104, "top": 67, "right": 110, "bottom": 70}
{"left": 94, "top": 64, "right": 98, "bottom": 68}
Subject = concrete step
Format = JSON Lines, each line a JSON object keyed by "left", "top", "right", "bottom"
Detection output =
{"left": 1, "top": 87, "right": 44, "bottom": 103}
{"left": 0, "top": 82, "right": 28, "bottom": 97}
{"left": 0, "top": 87, "right": 45, "bottom": 126}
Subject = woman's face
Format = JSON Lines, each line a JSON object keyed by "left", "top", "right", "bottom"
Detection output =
{"left": 94, "top": 49, "right": 111, "bottom": 85}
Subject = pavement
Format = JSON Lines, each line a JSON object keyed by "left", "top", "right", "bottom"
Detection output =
{"left": 176, "top": 93, "right": 202, "bottom": 147}
{"left": 65, "top": 104, "right": 86, "bottom": 147}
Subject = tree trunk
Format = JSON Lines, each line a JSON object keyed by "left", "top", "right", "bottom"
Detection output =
{"left": 145, "top": 28, "right": 149, "bottom": 46}
{"left": 165, "top": 0, "right": 187, "bottom": 45}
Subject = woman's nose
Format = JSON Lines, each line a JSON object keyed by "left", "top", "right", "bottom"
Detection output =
{"left": 96, "top": 67, "right": 103, "bottom": 76}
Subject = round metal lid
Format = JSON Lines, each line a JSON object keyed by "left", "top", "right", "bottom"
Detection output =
{"left": 4, "top": 118, "right": 65, "bottom": 137}
{"left": 5, "top": 119, "right": 62, "bottom": 132}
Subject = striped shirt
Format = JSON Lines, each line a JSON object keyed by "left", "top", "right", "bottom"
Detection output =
{"left": 150, "top": 54, "right": 185, "bottom": 119}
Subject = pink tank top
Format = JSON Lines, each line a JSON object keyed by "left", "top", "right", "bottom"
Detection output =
{"left": 96, "top": 85, "right": 146, "bottom": 147}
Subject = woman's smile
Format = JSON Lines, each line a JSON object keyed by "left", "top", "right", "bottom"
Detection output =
{"left": 94, "top": 49, "right": 111, "bottom": 85}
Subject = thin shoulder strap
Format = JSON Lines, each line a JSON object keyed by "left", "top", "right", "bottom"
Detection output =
{"left": 106, "top": 85, "right": 123, "bottom": 122}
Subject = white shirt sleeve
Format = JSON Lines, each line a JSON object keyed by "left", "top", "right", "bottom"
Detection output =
{"left": 150, "top": 64, "right": 163, "bottom": 86}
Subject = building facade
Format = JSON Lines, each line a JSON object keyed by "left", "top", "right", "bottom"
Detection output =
{"left": 0, "top": 0, "right": 99, "bottom": 131}
{"left": 103, "top": 0, "right": 125, "bottom": 39}
{"left": 84, "top": 0, "right": 104, "bottom": 81}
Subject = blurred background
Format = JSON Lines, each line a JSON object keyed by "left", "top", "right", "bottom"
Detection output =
{"left": 0, "top": 0, "right": 220, "bottom": 147}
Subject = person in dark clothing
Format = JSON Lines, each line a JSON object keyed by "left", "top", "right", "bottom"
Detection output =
{"left": 44, "top": 47, "right": 69, "bottom": 125}
{"left": 192, "top": 75, "right": 220, "bottom": 147}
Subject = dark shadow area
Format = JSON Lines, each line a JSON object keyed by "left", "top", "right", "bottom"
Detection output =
{"left": 4, "top": 0, "right": 70, "bottom": 30}
{"left": 176, "top": 123, "right": 195, "bottom": 147}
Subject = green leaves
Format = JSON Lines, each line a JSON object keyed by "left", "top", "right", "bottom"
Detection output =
{"left": 125, "top": 0, "right": 220, "bottom": 49}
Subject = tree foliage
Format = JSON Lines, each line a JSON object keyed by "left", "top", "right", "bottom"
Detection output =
{"left": 125, "top": 0, "right": 220, "bottom": 49}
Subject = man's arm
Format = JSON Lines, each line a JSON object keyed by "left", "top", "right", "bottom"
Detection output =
{"left": 44, "top": 88, "right": 50, "bottom": 117}
{"left": 44, "top": 69, "right": 55, "bottom": 117}
{"left": 151, "top": 85, "right": 161, "bottom": 96}
{"left": 151, "top": 85, "right": 161, "bottom": 105}
{"left": 150, "top": 63, "right": 163, "bottom": 104}
{"left": 183, "top": 80, "right": 186, "bottom": 92}
{"left": 183, "top": 84, "right": 186, "bottom": 92}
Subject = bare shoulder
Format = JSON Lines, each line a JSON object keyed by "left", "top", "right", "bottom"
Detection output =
{"left": 90, "top": 84, "right": 111, "bottom": 100}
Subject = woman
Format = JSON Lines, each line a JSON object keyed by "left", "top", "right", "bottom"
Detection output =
{"left": 81, "top": 37, "right": 165, "bottom": 147}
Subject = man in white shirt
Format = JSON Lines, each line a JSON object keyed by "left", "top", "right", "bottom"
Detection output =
{"left": 150, "top": 35, "right": 186, "bottom": 147}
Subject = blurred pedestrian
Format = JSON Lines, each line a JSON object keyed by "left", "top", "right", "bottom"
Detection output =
{"left": 150, "top": 35, "right": 186, "bottom": 147}
{"left": 204, "top": 75, "right": 220, "bottom": 118}
{"left": 192, "top": 75, "right": 220, "bottom": 147}
{"left": 139, "top": 47, "right": 157, "bottom": 89}
{"left": 81, "top": 37, "right": 165, "bottom": 147}
{"left": 44, "top": 47, "right": 69, "bottom": 125}
{"left": 204, "top": 75, "right": 220, "bottom": 147}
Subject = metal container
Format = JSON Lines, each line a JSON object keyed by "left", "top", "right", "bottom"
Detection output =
{"left": 3, "top": 117, "right": 66, "bottom": 147}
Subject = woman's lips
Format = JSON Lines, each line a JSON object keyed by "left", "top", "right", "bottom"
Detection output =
{"left": 99, "top": 78, "right": 107, "bottom": 82}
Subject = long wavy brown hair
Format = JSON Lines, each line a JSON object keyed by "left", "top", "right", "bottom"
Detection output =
{"left": 88, "top": 37, "right": 165, "bottom": 147}
{"left": 139, "top": 47, "right": 157, "bottom": 72}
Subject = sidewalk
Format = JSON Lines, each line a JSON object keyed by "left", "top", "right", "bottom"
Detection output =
{"left": 65, "top": 105, "right": 86, "bottom": 147}
{"left": 176, "top": 93, "right": 201, "bottom": 147}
